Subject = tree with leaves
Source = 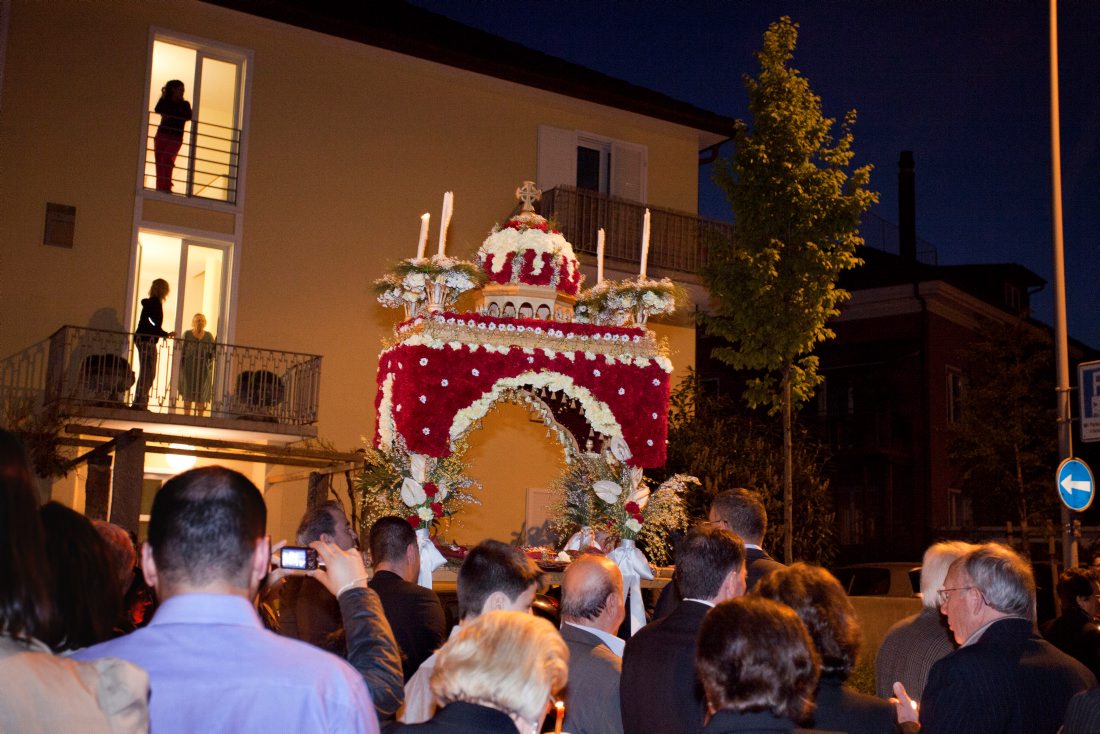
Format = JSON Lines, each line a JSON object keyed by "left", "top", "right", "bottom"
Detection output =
{"left": 702, "top": 17, "right": 877, "bottom": 562}
{"left": 947, "top": 319, "right": 1058, "bottom": 552}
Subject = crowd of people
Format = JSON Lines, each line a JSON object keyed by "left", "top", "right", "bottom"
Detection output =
{"left": 4, "top": 425, "right": 1100, "bottom": 733}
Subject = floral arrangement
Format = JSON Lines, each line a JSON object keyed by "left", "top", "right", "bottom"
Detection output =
{"left": 352, "top": 435, "right": 480, "bottom": 536}
{"left": 574, "top": 277, "right": 684, "bottom": 326}
{"left": 548, "top": 448, "right": 693, "bottom": 565}
{"left": 477, "top": 218, "right": 583, "bottom": 296}
{"left": 375, "top": 255, "right": 486, "bottom": 318}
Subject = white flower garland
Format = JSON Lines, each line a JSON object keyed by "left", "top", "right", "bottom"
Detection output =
{"left": 377, "top": 373, "right": 397, "bottom": 450}
{"left": 478, "top": 227, "right": 579, "bottom": 280}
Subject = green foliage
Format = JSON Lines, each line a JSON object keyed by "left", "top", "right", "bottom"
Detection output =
{"left": 947, "top": 319, "right": 1058, "bottom": 528}
{"left": 661, "top": 371, "right": 837, "bottom": 565}
{"left": 702, "top": 16, "right": 877, "bottom": 412}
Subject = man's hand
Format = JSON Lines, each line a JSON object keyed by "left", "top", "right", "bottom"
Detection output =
{"left": 261, "top": 539, "right": 295, "bottom": 595}
{"left": 891, "top": 681, "right": 920, "bottom": 728}
{"left": 308, "top": 540, "right": 369, "bottom": 598}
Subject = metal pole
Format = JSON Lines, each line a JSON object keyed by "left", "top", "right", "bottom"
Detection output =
{"left": 1049, "top": 0, "right": 1076, "bottom": 570}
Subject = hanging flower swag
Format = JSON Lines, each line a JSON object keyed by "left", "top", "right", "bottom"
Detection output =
{"left": 353, "top": 435, "right": 480, "bottom": 537}
{"left": 375, "top": 255, "right": 487, "bottom": 318}
{"left": 548, "top": 446, "right": 693, "bottom": 565}
{"left": 574, "top": 277, "right": 685, "bottom": 326}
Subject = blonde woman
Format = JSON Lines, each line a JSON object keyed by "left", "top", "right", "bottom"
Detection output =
{"left": 399, "top": 610, "right": 568, "bottom": 733}
{"left": 179, "top": 313, "right": 214, "bottom": 415}
{"left": 132, "top": 279, "right": 174, "bottom": 409}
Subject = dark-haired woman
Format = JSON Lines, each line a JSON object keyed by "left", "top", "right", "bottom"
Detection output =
{"left": 153, "top": 79, "right": 192, "bottom": 192}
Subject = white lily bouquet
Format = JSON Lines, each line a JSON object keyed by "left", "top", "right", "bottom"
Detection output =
{"left": 374, "top": 255, "right": 486, "bottom": 318}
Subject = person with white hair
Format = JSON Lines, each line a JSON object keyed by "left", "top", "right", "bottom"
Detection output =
{"left": 892, "top": 543, "right": 1096, "bottom": 734}
{"left": 874, "top": 541, "right": 974, "bottom": 700}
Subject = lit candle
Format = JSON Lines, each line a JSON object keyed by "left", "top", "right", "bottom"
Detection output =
{"left": 553, "top": 700, "right": 565, "bottom": 734}
{"left": 416, "top": 213, "right": 430, "bottom": 260}
{"left": 437, "top": 191, "right": 453, "bottom": 257}
{"left": 639, "top": 208, "right": 651, "bottom": 278}
{"left": 596, "top": 228, "right": 606, "bottom": 284}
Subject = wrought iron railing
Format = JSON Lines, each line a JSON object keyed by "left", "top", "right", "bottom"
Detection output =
{"left": 2, "top": 326, "right": 320, "bottom": 425}
{"left": 541, "top": 186, "right": 736, "bottom": 275}
{"left": 144, "top": 112, "right": 241, "bottom": 204}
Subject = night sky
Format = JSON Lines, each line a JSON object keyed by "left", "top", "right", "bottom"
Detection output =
{"left": 409, "top": 0, "right": 1100, "bottom": 351}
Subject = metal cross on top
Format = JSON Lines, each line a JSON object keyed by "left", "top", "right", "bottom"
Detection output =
{"left": 516, "top": 180, "right": 542, "bottom": 212}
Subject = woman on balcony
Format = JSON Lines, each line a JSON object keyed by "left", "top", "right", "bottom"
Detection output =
{"left": 132, "top": 279, "right": 174, "bottom": 410}
{"left": 153, "top": 79, "right": 192, "bottom": 193}
{"left": 179, "top": 313, "right": 215, "bottom": 416}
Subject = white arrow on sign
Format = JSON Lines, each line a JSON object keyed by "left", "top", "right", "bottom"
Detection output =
{"left": 1061, "top": 476, "right": 1092, "bottom": 494}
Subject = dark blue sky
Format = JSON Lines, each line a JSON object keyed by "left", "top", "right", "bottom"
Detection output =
{"left": 410, "top": 0, "right": 1100, "bottom": 349}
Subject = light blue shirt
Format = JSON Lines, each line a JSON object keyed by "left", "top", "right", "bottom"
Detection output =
{"left": 73, "top": 593, "right": 378, "bottom": 733}
{"left": 564, "top": 621, "right": 625, "bottom": 657}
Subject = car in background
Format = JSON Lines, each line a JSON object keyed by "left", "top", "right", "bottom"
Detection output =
{"left": 831, "top": 562, "right": 921, "bottom": 598}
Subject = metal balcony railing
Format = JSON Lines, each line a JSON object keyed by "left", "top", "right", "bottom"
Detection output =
{"left": 145, "top": 112, "right": 241, "bottom": 204}
{"left": 2, "top": 326, "right": 320, "bottom": 426}
{"left": 541, "top": 186, "right": 737, "bottom": 275}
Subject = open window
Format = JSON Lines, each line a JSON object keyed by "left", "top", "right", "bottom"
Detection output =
{"left": 537, "top": 125, "right": 647, "bottom": 202}
{"left": 143, "top": 34, "right": 248, "bottom": 204}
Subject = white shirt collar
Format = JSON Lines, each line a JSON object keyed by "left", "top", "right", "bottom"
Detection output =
{"left": 564, "top": 621, "right": 625, "bottom": 657}
{"left": 682, "top": 598, "right": 716, "bottom": 608}
{"left": 744, "top": 543, "right": 762, "bottom": 551}
{"left": 961, "top": 615, "right": 1027, "bottom": 647}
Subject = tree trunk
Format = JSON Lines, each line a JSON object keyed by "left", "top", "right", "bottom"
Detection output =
{"left": 783, "top": 366, "right": 793, "bottom": 564}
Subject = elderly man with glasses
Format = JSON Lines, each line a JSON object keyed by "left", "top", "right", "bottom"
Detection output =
{"left": 891, "top": 543, "right": 1095, "bottom": 734}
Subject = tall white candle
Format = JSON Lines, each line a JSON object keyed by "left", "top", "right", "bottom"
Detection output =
{"left": 596, "top": 228, "right": 606, "bottom": 284}
{"left": 437, "top": 191, "right": 454, "bottom": 257}
{"left": 416, "top": 213, "right": 430, "bottom": 260}
{"left": 639, "top": 208, "right": 651, "bottom": 278}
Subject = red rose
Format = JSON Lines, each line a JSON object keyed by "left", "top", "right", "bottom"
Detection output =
{"left": 632, "top": 513, "right": 645, "bottom": 524}
{"left": 624, "top": 501, "right": 640, "bottom": 514}
{"left": 431, "top": 502, "right": 444, "bottom": 518}
{"left": 406, "top": 515, "right": 420, "bottom": 528}
{"left": 424, "top": 482, "right": 438, "bottom": 498}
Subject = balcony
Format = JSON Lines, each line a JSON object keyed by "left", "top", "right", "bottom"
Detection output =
{"left": 144, "top": 111, "right": 241, "bottom": 204}
{"left": 540, "top": 186, "right": 736, "bottom": 276}
{"left": 1, "top": 326, "right": 320, "bottom": 439}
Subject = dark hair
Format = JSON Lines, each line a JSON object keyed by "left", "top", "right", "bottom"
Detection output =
{"left": 457, "top": 540, "right": 543, "bottom": 620}
{"left": 677, "top": 525, "right": 745, "bottom": 600}
{"left": 296, "top": 501, "right": 341, "bottom": 544}
{"left": 148, "top": 466, "right": 266, "bottom": 589}
{"left": 1057, "top": 567, "right": 1098, "bottom": 610}
{"left": 711, "top": 488, "right": 767, "bottom": 543}
{"left": 696, "top": 596, "right": 820, "bottom": 722}
{"left": 370, "top": 515, "right": 416, "bottom": 565}
{"left": 40, "top": 502, "right": 122, "bottom": 651}
{"left": 0, "top": 430, "right": 53, "bottom": 642}
{"left": 161, "top": 79, "right": 185, "bottom": 98}
{"left": 754, "top": 563, "right": 861, "bottom": 679}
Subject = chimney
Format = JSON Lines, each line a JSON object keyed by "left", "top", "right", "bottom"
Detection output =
{"left": 899, "top": 151, "right": 916, "bottom": 262}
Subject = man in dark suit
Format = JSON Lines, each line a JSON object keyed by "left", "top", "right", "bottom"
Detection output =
{"left": 654, "top": 487, "right": 782, "bottom": 619}
{"left": 560, "top": 554, "right": 626, "bottom": 734}
{"left": 367, "top": 517, "right": 447, "bottom": 681}
{"left": 893, "top": 543, "right": 1096, "bottom": 734}
{"left": 1040, "top": 566, "right": 1100, "bottom": 679}
{"left": 620, "top": 525, "right": 746, "bottom": 734}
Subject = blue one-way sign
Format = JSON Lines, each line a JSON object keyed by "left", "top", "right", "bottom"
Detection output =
{"left": 1057, "top": 458, "right": 1095, "bottom": 512}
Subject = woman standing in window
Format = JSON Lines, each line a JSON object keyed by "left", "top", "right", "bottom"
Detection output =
{"left": 179, "top": 313, "right": 215, "bottom": 416}
{"left": 153, "top": 80, "right": 192, "bottom": 192}
{"left": 132, "top": 279, "right": 174, "bottom": 410}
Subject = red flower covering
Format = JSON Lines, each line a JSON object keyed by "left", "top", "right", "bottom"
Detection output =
{"left": 423, "top": 482, "right": 438, "bottom": 498}
{"left": 374, "top": 338, "right": 670, "bottom": 467}
{"left": 405, "top": 515, "right": 420, "bottom": 528}
{"left": 624, "top": 501, "right": 640, "bottom": 514}
{"left": 431, "top": 502, "right": 444, "bottom": 518}
{"left": 504, "top": 219, "right": 560, "bottom": 234}
{"left": 481, "top": 250, "right": 582, "bottom": 295}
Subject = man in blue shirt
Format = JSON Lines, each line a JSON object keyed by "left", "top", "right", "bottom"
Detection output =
{"left": 75, "top": 466, "right": 379, "bottom": 733}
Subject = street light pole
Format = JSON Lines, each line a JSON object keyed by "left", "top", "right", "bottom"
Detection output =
{"left": 1049, "top": 0, "right": 1076, "bottom": 570}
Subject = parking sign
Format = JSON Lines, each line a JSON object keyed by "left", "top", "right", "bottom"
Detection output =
{"left": 1080, "top": 361, "right": 1100, "bottom": 443}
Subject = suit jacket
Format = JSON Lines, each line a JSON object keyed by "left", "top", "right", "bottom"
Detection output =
{"left": 702, "top": 709, "right": 838, "bottom": 733}
{"left": 653, "top": 548, "right": 784, "bottom": 620}
{"left": 621, "top": 599, "right": 710, "bottom": 734}
{"left": 810, "top": 675, "right": 895, "bottom": 734}
{"left": 389, "top": 701, "right": 515, "bottom": 733}
{"left": 1061, "top": 686, "right": 1100, "bottom": 734}
{"left": 369, "top": 570, "right": 448, "bottom": 681}
{"left": 278, "top": 576, "right": 343, "bottom": 654}
{"left": 1039, "top": 606, "right": 1100, "bottom": 679}
{"left": 560, "top": 623, "right": 624, "bottom": 734}
{"left": 874, "top": 607, "right": 956, "bottom": 700}
{"left": 920, "top": 617, "right": 1096, "bottom": 734}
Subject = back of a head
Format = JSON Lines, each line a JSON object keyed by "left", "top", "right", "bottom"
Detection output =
{"left": 0, "top": 432, "right": 53, "bottom": 642}
{"left": 40, "top": 502, "right": 121, "bottom": 651}
{"left": 961, "top": 543, "right": 1035, "bottom": 620}
{"left": 148, "top": 466, "right": 266, "bottom": 590}
{"left": 920, "top": 541, "right": 975, "bottom": 608}
{"left": 430, "top": 610, "right": 568, "bottom": 723}
{"left": 94, "top": 520, "right": 137, "bottom": 594}
{"left": 711, "top": 488, "right": 766, "bottom": 543}
{"left": 677, "top": 525, "right": 745, "bottom": 600}
{"left": 370, "top": 515, "right": 416, "bottom": 565}
{"left": 457, "top": 540, "right": 543, "bottom": 620}
{"left": 1056, "top": 567, "right": 1097, "bottom": 610}
{"left": 560, "top": 554, "right": 622, "bottom": 622}
{"left": 295, "top": 500, "right": 340, "bottom": 544}
{"left": 696, "top": 596, "right": 819, "bottom": 723}
{"left": 755, "top": 563, "right": 860, "bottom": 680}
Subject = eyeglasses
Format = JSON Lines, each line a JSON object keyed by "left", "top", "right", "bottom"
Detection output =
{"left": 937, "top": 586, "right": 974, "bottom": 605}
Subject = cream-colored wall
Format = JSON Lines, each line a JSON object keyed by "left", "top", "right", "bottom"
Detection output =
{"left": 1, "top": 0, "right": 705, "bottom": 538}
